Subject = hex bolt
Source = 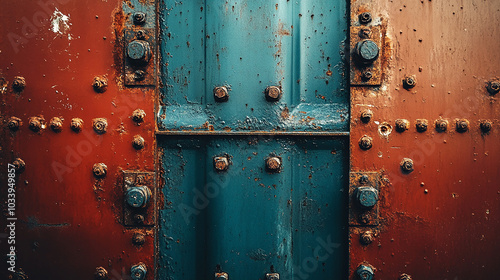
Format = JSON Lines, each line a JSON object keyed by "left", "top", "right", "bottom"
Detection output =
{"left": 266, "top": 273, "right": 280, "bottom": 280}
{"left": 134, "top": 70, "right": 146, "bottom": 81}
{"left": 399, "top": 274, "right": 412, "bottom": 280}
{"left": 265, "top": 86, "right": 282, "bottom": 101}
{"left": 92, "top": 118, "right": 108, "bottom": 134}
{"left": 134, "top": 214, "right": 145, "bottom": 224}
{"left": 126, "top": 185, "right": 152, "bottom": 208}
{"left": 355, "top": 264, "right": 374, "bottom": 280}
{"left": 213, "top": 86, "right": 229, "bottom": 102}
{"left": 266, "top": 156, "right": 282, "bottom": 172}
{"left": 130, "top": 263, "right": 147, "bottom": 280}
{"left": 361, "top": 70, "right": 373, "bottom": 81}
{"left": 49, "top": 117, "right": 63, "bottom": 132}
{"left": 92, "top": 76, "right": 108, "bottom": 93}
{"left": 133, "top": 12, "right": 146, "bottom": 25}
{"left": 132, "top": 233, "right": 146, "bottom": 246}
{"left": 12, "top": 76, "right": 26, "bottom": 92}
{"left": 94, "top": 267, "right": 108, "bottom": 280}
{"left": 416, "top": 119, "right": 428, "bottom": 132}
{"left": 486, "top": 80, "right": 500, "bottom": 95}
{"left": 70, "top": 118, "right": 84, "bottom": 132}
{"left": 480, "top": 120, "right": 492, "bottom": 133}
{"left": 28, "top": 116, "right": 44, "bottom": 132}
{"left": 360, "top": 231, "right": 374, "bottom": 245}
{"left": 127, "top": 40, "right": 152, "bottom": 64}
{"left": 435, "top": 119, "right": 448, "bottom": 132}
{"left": 214, "top": 156, "right": 229, "bottom": 172}
{"left": 13, "top": 158, "right": 26, "bottom": 174}
{"left": 400, "top": 158, "right": 414, "bottom": 173}
{"left": 215, "top": 272, "right": 229, "bottom": 280}
{"left": 358, "top": 12, "right": 372, "bottom": 24}
{"left": 359, "top": 135, "right": 373, "bottom": 150}
{"left": 456, "top": 119, "right": 469, "bottom": 133}
{"left": 133, "top": 135, "right": 145, "bottom": 150}
{"left": 360, "top": 110, "right": 372, "bottom": 123}
{"left": 92, "top": 163, "right": 107, "bottom": 178}
{"left": 354, "top": 39, "right": 379, "bottom": 65}
{"left": 7, "top": 116, "right": 22, "bottom": 131}
{"left": 355, "top": 186, "right": 379, "bottom": 209}
{"left": 395, "top": 119, "right": 409, "bottom": 132}
{"left": 132, "top": 109, "right": 146, "bottom": 123}
{"left": 402, "top": 75, "right": 416, "bottom": 90}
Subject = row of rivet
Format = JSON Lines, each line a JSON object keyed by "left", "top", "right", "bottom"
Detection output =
{"left": 214, "top": 86, "right": 282, "bottom": 102}
{"left": 400, "top": 75, "right": 499, "bottom": 95}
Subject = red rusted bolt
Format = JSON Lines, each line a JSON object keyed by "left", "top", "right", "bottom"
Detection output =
{"left": 13, "top": 158, "right": 26, "bottom": 174}
{"left": 12, "top": 76, "right": 26, "bottom": 92}
{"left": 360, "top": 109, "right": 373, "bottom": 123}
{"left": 435, "top": 119, "right": 448, "bottom": 132}
{"left": 360, "top": 231, "right": 374, "bottom": 245}
{"left": 132, "top": 233, "right": 146, "bottom": 246}
{"left": 361, "top": 70, "right": 373, "bottom": 81}
{"left": 7, "top": 116, "right": 22, "bottom": 131}
{"left": 70, "top": 118, "right": 84, "bottom": 132}
{"left": 134, "top": 214, "right": 145, "bottom": 224}
{"left": 456, "top": 119, "right": 469, "bottom": 133}
{"left": 399, "top": 273, "right": 412, "bottom": 280}
{"left": 266, "top": 157, "right": 282, "bottom": 172}
{"left": 134, "top": 70, "right": 146, "bottom": 81}
{"left": 400, "top": 158, "right": 414, "bottom": 173}
{"left": 359, "top": 135, "right": 373, "bottom": 150}
{"left": 49, "top": 117, "right": 63, "bottom": 132}
{"left": 133, "top": 135, "right": 145, "bottom": 149}
{"left": 132, "top": 109, "right": 146, "bottom": 123}
{"left": 94, "top": 267, "right": 108, "bottom": 280}
{"left": 415, "top": 119, "right": 428, "bottom": 132}
{"left": 92, "top": 76, "right": 108, "bottom": 93}
{"left": 214, "top": 157, "right": 229, "bottom": 172}
{"left": 265, "top": 86, "right": 282, "bottom": 101}
{"left": 358, "top": 12, "right": 372, "bottom": 24}
{"left": 486, "top": 80, "right": 500, "bottom": 95}
{"left": 403, "top": 75, "right": 416, "bottom": 89}
{"left": 480, "top": 120, "right": 492, "bottom": 133}
{"left": 92, "top": 163, "right": 107, "bottom": 178}
{"left": 395, "top": 119, "right": 409, "bottom": 132}
{"left": 28, "top": 116, "right": 44, "bottom": 132}
{"left": 92, "top": 118, "right": 108, "bottom": 134}
{"left": 213, "top": 86, "right": 229, "bottom": 102}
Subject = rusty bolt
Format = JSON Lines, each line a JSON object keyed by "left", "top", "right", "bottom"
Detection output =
{"left": 132, "top": 109, "right": 146, "bottom": 123}
{"left": 416, "top": 119, "right": 428, "bottom": 132}
{"left": 359, "top": 135, "right": 373, "bottom": 150}
{"left": 456, "top": 119, "right": 469, "bottom": 133}
{"left": 403, "top": 76, "right": 416, "bottom": 89}
{"left": 355, "top": 186, "right": 379, "bottom": 209}
{"left": 7, "top": 116, "right": 22, "bottom": 131}
{"left": 132, "top": 233, "right": 146, "bottom": 246}
{"left": 94, "top": 267, "right": 108, "bottom": 280}
{"left": 358, "top": 12, "right": 372, "bottom": 24}
{"left": 93, "top": 118, "right": 108, "bottom": 134}
{"left": 360, "top": 231, "right": 374, "bottom": 245}
{"left": 266, "top": 273, "right": 279, "bottom": 280}
{"left": 213, "top": 86, "right": 229, "bottom": 102}
{"left": 435, "top": 119, "right": 448, "bottom": 132}
{"left": 480, "top": 120, "right": 492, "bottom": 133}
{"left": 354, "top": 39, "right": 379, "bottom": 65}
{"left": 136, "top": 30, "right": 146, "bottom": 40}
{"left": 214, "top": 156, "right": 229, "bottom": 172}
{"left": 92, "top": 163, "right": 107, "bottom": 178}
{"left": 12, "top": 76, "right": 26, "bottom": 92}
{"left": 361, "top": 70, "right": 373, "bottom": 81}
{"left": 130, "top": 263, "right": 147, "bottom": 280}
{"left": 92, "top": 76, "right": 108, "bottom": 93}
{"left": 133, "top": 135, "right": 145, "bottom": 150}
{"left": 266, "top": 157, "right": 282, "bottom": 172}
{"left": 359, "top": 175, "right": 369, "bottom": 185}
{"left": 360, "top": 109, "right": 373, "bottom": 123}
{"left": 134, "top": 70, "right": 146, "bottom": 81}
{"left": 28, "top": 116, "right": 44, "bottom": 132}
{"left": 49, "top": 117, "right": 63, "bottom": 132}
{"left": 399, "top": 274, "right": 412, "bottom": 280}
{"left": 395, "top": 119, "right": 409, "bottom": 132}
{"left": 215, "top": 272, "right": 229, "bottom": 280}
{"left": 13, "top": 158, "right": 26, "bottom": 174}
{"left": 359, "top": 212, "right": 371, "bottom": 225}
{"left": 486, "top": 80, "right": 500, "bottom": 95}
{"left": 400, "top": 158, "right": 414, "bottom": 173}
{"left": 355, "top": 264, "right": 374, "bottom": 280}
{"left": 134, "top": 214, "right": 145, "bottom": 224}
{"left": 127, "top": 40, "right": 152, "bottom": 63}
{"left": 359, "top": 28, "right": 372, "bottom": 39}
{"left": 133, "top": 12, "right": 146, "bottom": 24}
{"left": 265, "top": 86, "right": 282, "bottom": 101}
{"left": 70, "top": 118, "right": 84, "bottom": 132}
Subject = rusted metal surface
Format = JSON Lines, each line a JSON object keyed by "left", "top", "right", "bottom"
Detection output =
{"left": 350, "top": 0, "right": 500, "bottom": 279}
{"left": 0, "top": 0, "right": 156, "bottom": 279}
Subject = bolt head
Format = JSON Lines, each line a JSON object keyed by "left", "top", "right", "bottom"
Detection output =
{"left": 355, "top": 186, "right": 379, "bottom": 209}
{"left": 416, "top": 119, "right": 428, "bottom": 132}
{"left": 480, "top": 120, "right": 492, "bottom": 133}
{"left": 266, "top": 157, "right": 282, "bottom": 172}
{"left": 265, "top": 86, "right": 282, "bottom": 101}
{"left": 70, "top": 118, "right": 84, "bottom": 132}
{"left": 126, "top": 186, "right": 152, "bottom": 208}
{"left": 130, "top": 263, "right": 147, "bottom": 280}
{"left": 359, "top": 110, "right": 372, "bottom": 123}
{"left": 360, "top": 231, "right": 374, "bottom": 245}
{"left": 132, "top": 109, "right": 146, "bottom": 123}
{"left": 28, "top": 117, "right": 44, "bottom": 132}
{"left": 487, "top": 80, "right": 500, "bottom": 95}
{"left": 213, "top": 86, "right": 229, "bottom": 102}
{"left": 456, "top": 119, "right": 469, "bottom": 133}
{"left": 356, "top": 265, "right": 374, "bottom": 280}
{"left": 354, "top": 39, "right": 379, "bottom": 65}
{"left": 12, "top": 76, "right": 26, "bottom": 92}
{"left": 127, "top": 40, "right": 152, "bottom": 63}
{"left": 359, "top": 135, "right": 373, "bottom": 150}
{"left": 92, "top": 76, "right": 108, "bottom": 93}
{"left": 133, "top": 135, "right": 145, "bottom": 149}
{"left": 92, "top": 163, "right": 107, "bottom": 178}
{"left": 94, "top": 267, "right": 108, "bottom": 280}
{"left": 214, "top": 157, "right": 229, "bottom": 171}
{"left": 13, "top": 158, "right": 26, "bottom": 174}
{"left": 134, "top": 70, "right": 146, "bottom": 81}
{"left": 7, "top": 117, "right": 22, "bottom": 131}
{"left": 403, "top": 76, "right": 416, "bottom": 89}
{"left": 133, "top": 12, "right": 146, "bottom": 24}
{"left": 400, "top": 158, "right": 414, "bottom": 173}
{"left": 399, "top": 273, "right": 412, "bottom": 280}
{"left": 93, "top": 118, "right": 108, "bottom": 134}
{"left": 266, "top": 273, "right": 280, "bottom": 280}
{"left": 435, "top": 119, "right": 448, "bottom": 132}
{"left": 50, "top": 117, "right": 63, "bottom": 132}
{"left": 395, "top": 119, "right": 409, "bottom": 132}
{"left": 358, "top": 12, "right": 372, "bottom": 24}
{"left": 132, "top": 233, "right": 146, "bottom": 246}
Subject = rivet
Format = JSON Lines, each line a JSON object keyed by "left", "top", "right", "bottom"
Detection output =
{"left": 70, "top": 118, "right": 84, "bottom": 132}
{"left": 266, "top": 272, "right": 280, "bottom": 280}
{"left": 358, "top": 12, "right": 372, "bottom": 24}
{"left": 132, "top": 135, "right": 145, "bottom": 149}
{"left": 480, "top": 120, "right": 492, "bottom": 133}
{"left": 132, "top": 233, "right": 146, "bottom": 246}
{"left": 359, "top": 135, "right": 373, "bottom": 150}
{"left": 12, "top": 76, "right": 26, "bottom": 92}
{"left": 13, "top": 158, "right": 26, "bottom": 174}
{"left": 130, "top": 263, "right": 147, "bottom": 280}
{"left": 215, "top": 272, "right": 229, "bottom": 280}
{"left": 361, "top": 70, "right": 373, "bottom": 81}
{"left": 134, "top": 214, "right": 145, "bottom": 224}
{"left": 456, "top": 119, "right": 469, "bottom": 133}
{"left": 94, "top": 267, "right": 108, "bottom": 280}
{"left": 435, "top": 119, "right": 448, "bottom": 132}
{"left": 265, "top": 86, "right": 282, "bottom": 101}
{"left": 399, "top": 273, "right": 412, "bottom": 280}
{"left": 360, "top": 231, "right": 374, "bottom": 245}
{"left": 7, "top": 116, "right": 22, "bottom": 131}
{"left": 134, "top": 70, "right": 146, "bottom": 81}
{"left": 266, "top": 156, "right": 282, "bottom": 172}
{"left": 132, "top": 109, "right": 146, "bottom": 124}
{"left": 213, "top": 86, "right": 229, "bottom": 102}
{"left": 92, "top": 118, "right": 108, "bottom": 134}
{"left": 400, "top": 158, "right": 414, "bottom": 173}
{"left": 133, "top": 12, "right": 146, "bottom": 25}
{"left": 92, "top": 76, "right": 108, "bottom": 93}
{"left": 486, "top": 80, "right": 500, "bottom": 95}
{"left": 415, "top": 119, "right": 428, "bottom": 132}
{"left": 92, "top": 163, "right": 107, "bottom": 178}
{"left": 355, "top": 264, "right": 374, "bottom": 280}
{"left": 49, "top": 117, "right": 63, "bottom": 132}
{"left": 402, "top": 75, "right": 416, "bottom": 89}
{"left": 360, "top": 109, "right": 372, "bottom": 123}
{"left": 28, "top": 116, "right": 45, "bottom": 132}
{"left": 214, "top": 156, "right": 229, "bottom": 172}
{"left": 395, "top": 119, "right": 409, "bottom": 132}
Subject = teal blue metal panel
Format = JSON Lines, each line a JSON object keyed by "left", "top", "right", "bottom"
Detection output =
{"left": 158, "top": 137, "right": 348, "bottom": 279}
{"left": 158, "top": 0, "right": 348, "bottom": 132}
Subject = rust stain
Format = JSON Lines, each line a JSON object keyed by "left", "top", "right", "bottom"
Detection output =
{"left": 112, "top": 6, "right": 125, "bottom": 88}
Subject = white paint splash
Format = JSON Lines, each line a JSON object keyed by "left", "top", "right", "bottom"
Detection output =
{"left": 50, "top": 8, "right": 72, "bottom": 40}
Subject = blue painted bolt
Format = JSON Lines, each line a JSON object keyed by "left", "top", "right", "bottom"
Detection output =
{"left": 126, "top": 186, "right": 152, "bottom": 208}
{"left": 127, "top": 40, "right": 151, "bottom": 63}
{"left": 354, "top": 39, "right": 379, "bottom": 65}
{"left": 130, "top": 263, "right": 147, "bottom": 280}
{"left": 356, "top": 265, "right": 374, "bottom": 280}
{"left": 355, "top": 186, "right": 378, "bottom": 209}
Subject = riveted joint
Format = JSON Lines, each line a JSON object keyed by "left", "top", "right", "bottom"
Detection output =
{"left": 70, "top": 118, "right": 84, "bottom": 132}
{"left": 92, "top": 76, "right": 108, "bottom": 93}
{"left": 214, "top": 156, "right": 230, "bottom": 172}
{"left": 456, "top": 119, "right": 469, "bottom": 133}
{"left": 12, "top": 76, "right": 26, "bottom": 92}
{"left": 354, "top": 39, "right": 379, "bottom": 65}
{"left": 360, "top": 109, "right": 373, "bottom": 123}
{"left": 360, "top": 231, "right": 374, "bottom": 245}
{"left": 486, "top": 80, "right": 500, "bottom": 95}
{"left": 7, "top": 116, "right": 22, "bottom": 131}
{"left": 403, "top": 75, "right": 416, "bottom": 89}
{"left": 215, "top": 272, "right": 229, "bottom": 280}
{"left": 133, "top": 135, "right": 145, "bottom": 150}
{"left": 126, "top": 186, "right": 152, "bottom": 208}
{"left": 132, "top": 109, "right": 146, "bottom": 124}
{"left": 400, "top": 158, "right": 414, "bottom": 173}
{"left": 214, "top": 86, "right": 229, "bottom": 102}
{"left": 435, "top": 119, "right": 448, "bottom": 132}
{"left": 415, "top": 119, "right": 428, "bottom": 132}
{"left": 50, "top": 117, "right": 64, "bottom": 132}
{"left": 93, "top": 163, "right": 107, "bottom": 178}
{"left": 132, "top": 232, "right": 146, "bottom": 246}
{"left": 266, "top": 156, "right": 282, "bottom": 173}
{"left": 93, "top": 118, "right": 108, "bottom": 134}
{"left": 395, "top": 119, "right": 409, "bottom": 132}
{"left": 28, "top": 116, "right": 45, "bottom": 132}
{"left": 480, "top": 120, "right": 492, "bottom": 133}
{"left": 359, "top": 135, "right": 373, "bottom": 150}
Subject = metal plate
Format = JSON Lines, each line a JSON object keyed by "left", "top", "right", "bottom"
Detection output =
{"left": 348, "top": 172, "right": 380, "bottom": 226}
{"left": 349, "top": 26, "right": 382, "bottom": 86}
{"left": 123, "top": 171, "right": 156, "bottom": 226}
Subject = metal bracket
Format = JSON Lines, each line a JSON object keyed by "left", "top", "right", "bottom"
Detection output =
{"left": 123, "top": 171, "right": 155, "bottom": 226}
{"left": 349, "top": 172, "right": 380, "bottom": 226}
{"left": 350, "top": 26, "right": 382, "bottom": 86}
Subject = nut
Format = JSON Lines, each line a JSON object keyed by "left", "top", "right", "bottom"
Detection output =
{"left": 355, "top": 186, "right": 379, "bottom": 209}
{"left": 403, "top": 75, "right": 416, "bottom": 89}
{"left": 265, "top": 86, "right": 282, "bottom": 101}
{"left": 399, "top": 274, "right": 412, "bottom": 280}
{"left": 49, "top": 117, "right": 63, "bottom": 132}
{"left": 456, "top": 119, "right": 469, "bottom": 133}
{"left": 358, "top": 12, "right": 372, "bottom": 24}
{"left": 132, "top": 135, "right": 145, "bottom": 149}
{"left": 28, "top": 116, "right": 45, "bottom": 132}
{"left": 93, "top": 118, "right": 108, "bottom": 134}
{"left": 355, "top": 264, "right": 374, "bottom": 280}
{"left": 486, "top": 80, "right": 500, "bottom": 95}
{"left": 480, "top": 120, "right": 492, "bottom": 133}
{"left": 12, "top": 76, "right": 26, "bottom": 92}
{"left": 130, "top": 263, "right": 147, "bottom": 280}
{"left": 359, "top": 135, "right": 373, "bottom": 150}
{"left": 360, "top": 110, "right": 372, "bottom": 123}
{"left": 92, "top": 76, "right": 108, "bottom": 93}
{"left": 214, "top": 157, "right": 229, "bottom": 171}
{"left": 92, "top": 163, "right": 107, "bottom": 178}
{"left": 435, "top": 119, "right": 448, "bottom": 132}
{"left": 70, "top": 118, "right": 84, "bottom": 132}
{"left": 132, "top": 233, "right": 146, "bottom": 246}
{"left": 361, "top": 70, "right": 373, "bottom": 81}
{"left": 360, "top": 231, "right": 374, "bottom": 245}
{"left": 133, "top": 12, "right": 146, "bottom": 24}
{"left": 13, "top": 158, "right": 26, "bottom": 174}
{"left": 94, "top": 267, "right": 108, "bottom": 280}
{"left": 213, "top": 86, "right": 229, "bottom": 102}
{"left": 266, "top": 157, "right": 282, "bottom": 172}
{"left": 415, "top": 119, "right": 428, "bottom": 132}
{"left": 7, "top": 117, "right": 22, "bottom": 131}
{"left": 127, "top": 40, "right": 152, "bottom": 63}
{"left": 132, "top": 109, "right": 146, "bottom": 123}
{"left": 400, "top": 158, "right": 414, "bottom": 173}
{"left": 395, "top": 119, "right": 409, "bottom": 132}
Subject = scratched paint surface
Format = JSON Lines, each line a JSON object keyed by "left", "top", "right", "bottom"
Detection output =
{"left": 159, "top": 137, "right": 348, "bottom": 279}
{"left": 158, "top": 0, "right": 348, "bottom": 132}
